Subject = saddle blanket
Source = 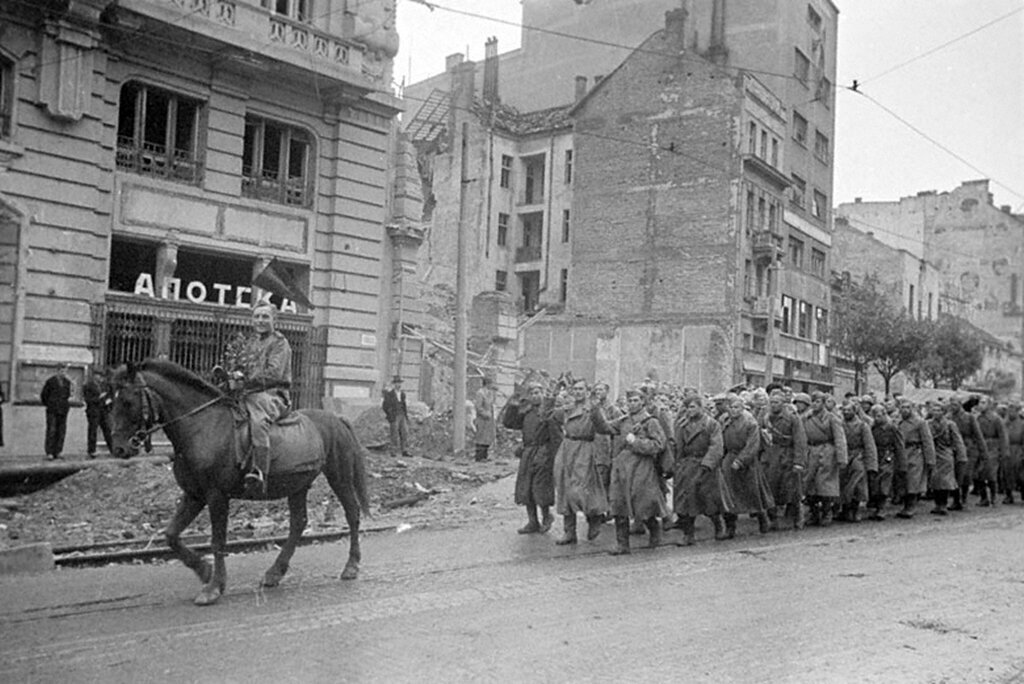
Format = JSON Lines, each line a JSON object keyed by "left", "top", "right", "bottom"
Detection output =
{"left": 238, "top": 412, "right": 326, "bottom": 476}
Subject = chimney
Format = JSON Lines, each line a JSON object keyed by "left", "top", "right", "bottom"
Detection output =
{"left": 664, "top": 8, "right": 687, "bottom": 50}
{"left": 445, "top": 52, "right": 465, "bottom": 71}
{"left": 482, "top": 37, "right": 499, "bottom": 104}
{"left": 1002, "top": 205, "right": 1012, "bottom": 213}
{"left": 574, "top": 75, "right": 588, "bottom": 102}
{"left": 450, "top": 59, "right": 476, "bottom": 112}
{"left": 708, "top": 0, "right": 728, "bottom": 65}
{"left": 854, "top": 197, "right": 862, "bottom": 203}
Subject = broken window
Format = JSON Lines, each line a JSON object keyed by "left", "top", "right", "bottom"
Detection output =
{"left": 792, "top": 111, "right": 808, "bottom": 145}
{"left": 814, "top": 130, "right": 830, "bottom": 163}
{"left": 263, "top": 0, "right": 312, "bottom": 22}
{"left": 117, "top": 82, "right": 203, "bottom": 184}
{"left": 564, "top": 149, "right": 573, "bottom": 185}
{"left": 789, "top": 237, "right": 804, "bottom": 269}
{"left": 242, "top": 115, "right": 313, "bottom": 207}
{"left": 562, "top": 209, "right": 570, "bottom": 243}
{"left": 0, "top": 55, "right": 12, "bottom": 138}
{"left": 812, "top": 190, "right": 827, "bottom": 220}
{"left": 810, "top": 248, "right": 826, "bottom": 277}
{"left": 495, "top": 270, "right": 507, "bottom": 292}
{"left": 794, "top": 48, "right": 811, "bottom": 85}
{"left": 500, "top": 154, "right": 512, "bottom": 188}
{"left": 497, "top": 212, "right": 509, "bottom": 247}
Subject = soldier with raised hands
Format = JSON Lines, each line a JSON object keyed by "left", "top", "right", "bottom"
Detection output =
{"left": 503, "top": 382, "right": 562, "bottom": 535}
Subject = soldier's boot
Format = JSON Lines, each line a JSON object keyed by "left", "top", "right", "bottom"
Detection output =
{"left": 976, "top": 480, "right": 991, "bottom": 506}
{"left": 807, "top": 499, "right": 821, "bottom": 527}
{"left": 645, "top": 517, "right": 662, "bottom": 549}
{"left": 766, "top": 507, "right": 779, "bottom": 532}
{"left": 949, "top": 488, "right": 964, "bottom": 511}
{"left": 793, "top": 502, "right": 807, "bottom": 530}
{"left": 1002, "top": 483, "right": 1015, "bottom": 505}
{"left": 677, "top": 517, "right": 696, "bottom": 547}
{"left": 517, "top": 506, "right": 541, "bottom": 534}
{"left": 848, "top": 502, "right": 861, "bottom": 523}
{"left": 989, "top": 481, "right": 1000, "bottom": 506}
{"left": 539, "top": 507, "right": 554, "bottom": 533}
{"left": 629, "top": 519, "right": 646, "bottom": 535}
{"left": 820, "top": 499, "right": 834, "bottom": 527}
{"left": 723, "top": 513, "right": 737, "bottom": 540}
{"left": 585, "top": 514, "right": 604, "bottom": 541}
{"left": 896, "top": 494, "right": 917, "bottom": 519}
{"left": 244, "top": 446, "right": 270, "bottom": 496}
{"left": 930, "top": 491, "right": 948, "bottom": 516}
{"left": 757, "top": 512, "right": 770, "bottom": 534}
{"left": 712, "top": 515, "right": 728, "bottom": 541}
{"left": 662, "top": 515, "right": 676, "bottom": 533}
{"left": 555, "top": 514, "right": 577, "bottom": 545}
{"left": 609, "top": 517, "right": 631, "bottom": 556}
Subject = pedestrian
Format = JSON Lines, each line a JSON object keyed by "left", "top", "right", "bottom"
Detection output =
{"left": 552, "top": 379, "right": 613, "bottom": 545}
{"left": 975, "top": 397, "right": 1007, "bottom": 507}
{"left": 503, "top": 383, "right": 561, "bottom": 534}
{"left": 591, "top": 381, "right": 620, "bottom": 494}
{"left": 761, "top": 390, "right": 808, "bottom": 530}
{"left": 0, "top": 381, "right": 5, "bottom": 448}
{"left": 720, "top": 394, "right": 773, "bottom": 538}
{"left": 927, "top": 400, "right": 966, "bottom": 516}
{"left": 41, "top": 363, "right": 73, "bottom": 459}
{"left": 837, "top": 400, "right": 878, "bottom": 523}
{"left": 381, "top": 376, "right": 411, "bottom": 458}
{"left": 948, "top": 397, "right": 986, "bottom": 510}
{"left": 672, "top": 395, "right": 729, "bottom": 545}
{"left": 608, "top": 388, "right": 668, "bottom": 554}
{"left": 473, "top": 377, "right": 497, "bottom": 462}
{"left": 82, "top": 367, "right": 113, "bottom": 458}
{"left": 802, "top": 391, "right": 848, "bottom": 527}
{"left": 895, "top": 399, "right": 936, "bottom": 519}
{"left": 1003, "top": 402, "right": 1024, "bottom": 504}
{"left": 868, "top": 404, "right": 904, "bottom": 520}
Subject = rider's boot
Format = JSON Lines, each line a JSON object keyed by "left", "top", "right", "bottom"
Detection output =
{"left": 245, "top": 446, "right": 270, "bottom": 495}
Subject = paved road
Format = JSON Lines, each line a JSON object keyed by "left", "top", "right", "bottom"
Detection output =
{"left": 2, "top": 483, "right": 1024, "bottom": 683}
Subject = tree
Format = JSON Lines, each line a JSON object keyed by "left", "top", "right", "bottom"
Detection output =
{"left": 831, "top": 274, "right": 900, "bottom": 394}
{"left": 932, "top": 316, "right": 985, "bottom": 390}
{"left": 871, "top": 313, "right": 927, "bottom": 396}
{"left": 905, "top": 318, "right": 942, "bottom": 389}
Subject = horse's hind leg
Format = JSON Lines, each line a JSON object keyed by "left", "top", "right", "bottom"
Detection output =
{"left": 327, "top": 471, "right": 361, "bottom": 580}
{"left": 195, "top": 490, "right": 229, "bottom": 606}
{"left": 262, "top": 488, "right": 308, "bottom": 588}
{"left": 166, "top": 494, "right": 210, "bottom": 584}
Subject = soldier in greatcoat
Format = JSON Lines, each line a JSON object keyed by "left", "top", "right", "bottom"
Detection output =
{"left": 837, "top": 401, "right": 878, "bottom": 523}
{"left": 1003, "top": 402, "right": 1024, "bottom": 504}
{"left": 503, "top": 383, "right": 562, "bottom": 534}
{"left": 927, "top": 400, "right": 966, "bottom": 515}
{"left": 761, "top": 391, "right": 808, "bottom": 530}
{"left": 552, "top": 379, "right": 613, "bottom": 545}
{"left": 868, "top": 404, "right": 904, "bottom": 520}
{"left": 720, "top": 395, "right": 773, "bottom": 539}
{"left": 672, "top": 395, "right": 728, "bottom": 545}
{"left": 607, "top": 388, "right": 668, "bottom": 555}
{"left": 802, "top": 391, "right": 848, "bottom": 527}
{"left": 591, "top": 382, "right": 621, "bottom": 494}
{"left": 948, "top": 397, "right": 987, "bottom": 510}
{"left": 895, "top": 399, "right": 936, "bottom": 519}
{"left": 975, "top": 397, "right": 1008, "bottom": 507}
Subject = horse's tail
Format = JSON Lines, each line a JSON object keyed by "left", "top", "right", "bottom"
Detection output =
{"left": 339, "top": 414, "right": 371, "bottom": 517}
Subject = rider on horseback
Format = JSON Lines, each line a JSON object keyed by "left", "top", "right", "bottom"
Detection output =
{"left": 233, "top": 301, "right": 292, "bottom": 495}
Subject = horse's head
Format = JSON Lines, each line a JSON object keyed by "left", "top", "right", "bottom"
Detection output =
{"left": 108, "top": 362, "right": 160, "bottom": 459}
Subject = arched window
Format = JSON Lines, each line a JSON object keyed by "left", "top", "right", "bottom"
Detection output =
{"left": 242, "top": 114, "right": 315, "bottom": 207}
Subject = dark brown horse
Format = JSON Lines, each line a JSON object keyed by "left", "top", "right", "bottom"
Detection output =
{"left": 108, "top": 359, "right": 369, "bottom": 606}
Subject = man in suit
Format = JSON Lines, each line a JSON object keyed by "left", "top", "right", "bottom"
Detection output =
{"left": 382, "top": 376, "right": 410, "bottom": 458}
{"left": 41, "top": 364, "right": 73, "bottom": 459}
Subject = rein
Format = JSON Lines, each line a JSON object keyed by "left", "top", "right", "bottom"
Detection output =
{"left": 127, "top": 373, "right": 225, "bottom": 451}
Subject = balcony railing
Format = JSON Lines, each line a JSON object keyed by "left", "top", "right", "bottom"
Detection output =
{"left": 751, "top": 231, "right": 782, "bottom": 262}
{"left": 116, "top": 136, "right": 203, "bottom": 185}
{"left": 242, "top": 171, "right": 312, "bottom": 207}
{"left": 515, "top": 244, "right": 542, "bottom": 263}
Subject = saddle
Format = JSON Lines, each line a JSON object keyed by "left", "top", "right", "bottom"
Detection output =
{"left": 230, "top": 402, "right": 326, "bottom": 477}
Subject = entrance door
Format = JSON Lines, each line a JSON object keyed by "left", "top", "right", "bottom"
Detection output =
{"left": 0, "top": 203, "right": 19, "bottom": 394}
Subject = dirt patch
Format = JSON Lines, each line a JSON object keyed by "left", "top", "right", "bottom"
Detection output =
{"left": 0, "top": 410, "right": 520, "bottom": 551}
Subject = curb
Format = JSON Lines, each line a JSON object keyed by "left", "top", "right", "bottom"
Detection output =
{"left": 0, "top": 542, "right": 54, "bottom": 574}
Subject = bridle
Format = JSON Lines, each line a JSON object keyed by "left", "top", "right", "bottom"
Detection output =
{"left": 121, "top": 372, "right": 225, "bottom": 452}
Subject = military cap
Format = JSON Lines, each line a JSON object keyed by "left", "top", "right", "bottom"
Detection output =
{"left": 792, "top": 392, "right": 812, "bottom": 406}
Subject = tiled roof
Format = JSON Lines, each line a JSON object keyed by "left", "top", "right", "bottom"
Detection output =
{"left": 472, "top": 100, "right": 574, "bottom": 137}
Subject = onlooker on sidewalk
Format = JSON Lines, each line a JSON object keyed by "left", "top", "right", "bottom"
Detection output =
{"left": 83, "top": 367, "right": 113, "bottom": 459}
{"left": 41, "top": 364, "right": 73, "bottom": 459}
{"left": 473, "top": 377, "right": 497, "bottom": 462}
{"left": 382, "top": 376, "right": 410, "bottom": 458}
{"left": 0, "top": 381, "right": 6, "bottom": 447}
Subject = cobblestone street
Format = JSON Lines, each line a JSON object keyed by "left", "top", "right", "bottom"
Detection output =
{"left": 2, "top": 475, "right": 1024, "bottom": 683}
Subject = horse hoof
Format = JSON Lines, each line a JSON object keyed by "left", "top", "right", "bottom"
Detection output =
{"left": 340, "top": 564, "right": 359, "bottom": 580}
{"left": 194, "top": 587, "right": 222, "bottom": 606}
{"left": 197, "top": 563, "right": 213, "bottom": 585}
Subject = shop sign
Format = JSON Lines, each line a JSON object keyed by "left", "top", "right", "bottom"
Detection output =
{"left": 132, "top": 273, "right": 298, "bottom": 314}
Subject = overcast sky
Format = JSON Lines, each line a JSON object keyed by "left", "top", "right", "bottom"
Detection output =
{"left": 394, "top": 0, "right": 1024, "bottom": 211}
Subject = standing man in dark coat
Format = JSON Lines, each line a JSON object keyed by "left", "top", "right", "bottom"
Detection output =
{"left": 838, "top": 400, "right": 878, "bottom": 523}
{"left": 975, "top": 397, "right": 1008, "bottom": 507}
{"left": 868, "top": 404, "right": 904, "bottom": 520}
{"left": 761, "top": 391, "right": 808, "bottom": 530}
{"left": 896, "top": 399, "right": 936, "bottom": 519}
{"left": 503, "top": 383, "right": 561, "bottom": 534}
{"left": 927, "top": 400, "right": 966, "bottom": 515}
{"left": 473, "top": 377, "right": 497, "bottom": 462}
{"left": 41, "top": 364, "right": 72, "bottom": 459}
{"left": 948, "top": 398, "right": 987, "bottom": 510}
{"left": 382, "top": 376, "right": 410, "bottom": 458}
{"left": 672, "top": 395, "right": 728, "bottom": 544}
{"left": 82, "top": 367, "right": 113, "bottom": 459}
{"left": 721, "top": 395, "right": 774, "bottom": 538}
{"left": 0, "top": 381, "right": 5, "bottom": 448}
{"left": 802, "top": 391, "right": 848, "bottom": 526}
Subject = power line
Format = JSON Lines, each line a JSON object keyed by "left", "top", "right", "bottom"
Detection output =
{"left": 857, "top": 5, "right": 1024, "bottom": 87}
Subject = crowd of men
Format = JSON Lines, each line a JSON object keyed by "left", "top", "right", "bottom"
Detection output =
{"left": 501, "top": 377, "right": 1023, "bottom": 555}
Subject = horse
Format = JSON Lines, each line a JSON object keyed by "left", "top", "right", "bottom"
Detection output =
{"left": 107, "top": 359, "right": 370, "bottom": 606}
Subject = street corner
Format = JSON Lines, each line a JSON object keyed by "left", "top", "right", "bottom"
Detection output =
{"left": 0, "top": 541, "right": 54, "bottom": 575}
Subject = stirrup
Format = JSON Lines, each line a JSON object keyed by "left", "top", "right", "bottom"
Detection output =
{"left": 244, "top": 468, "right": 265, "bottom": 493}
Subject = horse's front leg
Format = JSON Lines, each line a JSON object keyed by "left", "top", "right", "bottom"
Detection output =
{"left": 165, "top": 494, "right": 210, "bottom": 584}
{"left": 194, "top": 490, "right": 229, "bottom": 606}
{"left": 262, "top": 488, "right": 309, "bottom": 588}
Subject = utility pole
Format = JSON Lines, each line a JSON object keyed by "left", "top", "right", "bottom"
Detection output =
{"left": 453, "top": 121, "right": 470, "bottom": 454}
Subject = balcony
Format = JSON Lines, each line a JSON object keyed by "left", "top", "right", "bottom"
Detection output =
{"left": 515, "top": 244, "right": 543, "bottom": 263}
{"left": 751, "top": 231, "right": 782, "bottom": 262}
{"left": 748, "top": 296, "right": 775, "bottom": 318}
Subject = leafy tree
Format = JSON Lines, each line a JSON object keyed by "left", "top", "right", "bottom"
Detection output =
{"left": 871, "top": 313, "right": 927, "bottom": 396}
{"left": 932, "top": 316, "right": 985, "bottom": 390}
{"left": 905, "top": 318, "right": 942, "bottom": 389}
{"left": 831, "top": 274, "right": 902, "bottom": 394}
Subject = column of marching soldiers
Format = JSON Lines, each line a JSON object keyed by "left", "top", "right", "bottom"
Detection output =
{"left": 501, "top": 378, "right": 1022, "bottom": 554}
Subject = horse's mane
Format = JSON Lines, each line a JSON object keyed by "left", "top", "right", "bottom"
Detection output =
{"left": 140, "top": 359, "right": 223, "bottom": 397}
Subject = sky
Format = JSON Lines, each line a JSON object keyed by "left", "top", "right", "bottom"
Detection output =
{"left": 393, "top": 0, "right": 1024, "bottom": 211}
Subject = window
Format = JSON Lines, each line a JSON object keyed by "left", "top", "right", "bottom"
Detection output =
{"left": 810, "top": 248, "right": 825, "bottom": 277}
{"left": 790, "top": 174, "right": 806, "bottom": 209}
{"left": 497, "top": 213, "right": 509, "bottom": 247}
{"left": 744, "top": 260, "right": 753, "bottom": 298}
{"left": 798, "top": 300, "right": 811, "bottom": 338}
{"left": 116, "top": 82, "right": 203, "bottom": 184}
{"left": 814, "top": 131, "right": 830, "bottom": 163}
{"left": 928, "top": 292, "right": 934, "bottom": 319}
{"left": 794, "top": 48, "right": 811, "bottom": 85}
{"left": 560, "top": 268, "right": 568, "bottom": 303}
{"left": 263, "top": 0, "right": 312, "bottom": 22}
{"left": 0, "top": 56, "right": 12, "bottom": 138}
{"left": 564, "top": 149, "right": 573, "bottom": 185}
{"left": 759, "top": 130, "right": 768, "bottom": 159}
{"left": 242, "top": 115, "right": 313, "bottom": 206}
{"left": 523, "top": 154, "right": 545, "bottom": 204}
{"left": 815, "top": 307, "right": 828, "bottom": 342}
{"left": 908, "top": 284, "right": 915, "bottom": 313}
{"left": 748, "top": 122, "right": 757, "bottom": 154}
{"left": 757, "top": 197, "right": 766, "bottom": 231}
{"left": 789, "top": 237, "right": 804, "bottom": 268}
{"left": 500, "top": 154, "right": 512, "bottom": 188}
{"left": 781, "top": 295, "right": 795, "bottom": 334}
{"left": 746, "top": 190, "right": 756, "bottom": 232}
{"left": 817, "top": 77, "right": 832, "bottom": 108}
{"left": 807, "top": 5, "right": 823, "bottom": 31}
{"left": 812, "top": 190, "right": 827, "bottom": 220}
{"left": 561, "top": 209, "right": 570, "bottom": 243}
{"left": 771, "top": 138, "right": 779, "bottom": 166}
{"left": 495, "top": 270, "right": 507, "bottom": 292}
{"left": 792, "top": 112, "right": 808, "bottom": 145}
{"left": 768, "top": 203, "right": 778, "bottom": 232}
